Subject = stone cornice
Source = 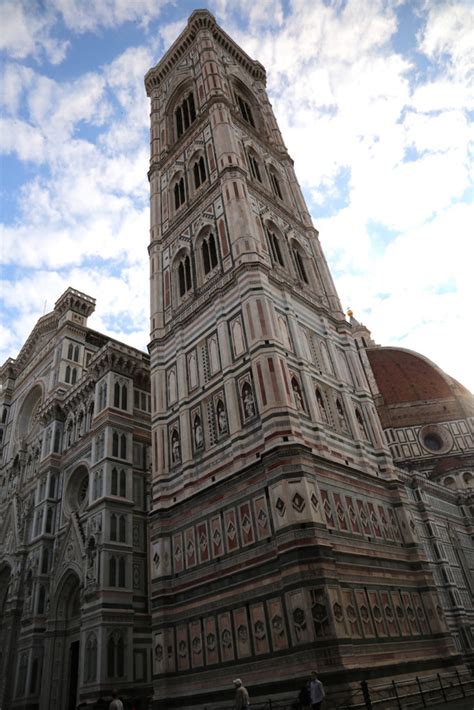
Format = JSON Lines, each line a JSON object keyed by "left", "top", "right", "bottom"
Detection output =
{"left": 145, "top": 10, "right": 265, "bottom": 96}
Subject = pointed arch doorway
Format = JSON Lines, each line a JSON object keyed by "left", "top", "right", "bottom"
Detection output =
{"left": 48, "top": 570, "right": 82, "bottom": 710}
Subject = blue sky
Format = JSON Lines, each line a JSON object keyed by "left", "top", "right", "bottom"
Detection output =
{"left": 1, "top": 0, "right": 473, "bottom": 390}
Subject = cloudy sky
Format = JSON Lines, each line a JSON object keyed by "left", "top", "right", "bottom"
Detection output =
{"left": 0, "top": 0, "right": 473, "bottom": 390}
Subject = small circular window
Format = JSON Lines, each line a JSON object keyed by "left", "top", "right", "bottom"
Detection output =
{"left": 423, "top": 434, "right": 443, "bottom": 451}
{"left": 419, "top": 425, "right": 452, "bottom": 454}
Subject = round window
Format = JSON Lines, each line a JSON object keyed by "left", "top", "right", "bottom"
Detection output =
{"left": 423, "top": 434, "right": 443, "bottom": 451}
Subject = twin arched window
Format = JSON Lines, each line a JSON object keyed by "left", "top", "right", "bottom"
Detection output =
{"left": 112, "top": 432, "right": 127, "bottom": 459}
{"left": 267, "top": 229, "right": 285, "bottom": 267}
{"left": 193, "top": 155, "right": 207, "bottom": 189}
{"left": 174, "top": 177, "right": 185, "bottom": 210}
{"left": 65, "top": 365, "right": 77, "bottom": 385}
{"left": 111, "top": 467, "right": 126, "bottom": 497}
{"left": 268, "top": 166, "right": 283, "bottom": 200}
{"left": 114, "top": 382, "right": 128, "bottom": 410}
{"left": 237, "top": 94, "right": 255, "bottom": 127}
{"left": 292, "top": 242, "right": 309, "bottom": 283}
{"left": 111, "top": 513, "right": 126, "bottom": 542}
{"left": 109, "top": 556, "right": 126, "bottom": 587}
{"left": 202, "top": 232, "right": 218, "bottom": 275}
{"left": 248, "top": 151, "right": 262, "bottom": 182}
{"left": 175, "top": 92, "right": 196, "bottom": 140}
{"left": 178, "top": 254, "right": 192, "bottom": 297}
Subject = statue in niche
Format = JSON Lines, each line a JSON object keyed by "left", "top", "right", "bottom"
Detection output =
{"left": 216, "top": 400, "right": 227, "bottom": 433}
{"left": 85, "top": 536, "right": 97, "bottom": 584}
{"left": 291, "top": 378, "right": 304, "bottom": 411}
{"left": 168, "top": 369, "right": 177, "bottom": 404}
{"left": 336, "top": 398, "right": 350, "bottom": 433}
{"left": 193, "top": 415, "right": 203, "bottom": 449}
{"left": 171, "top": 430, "right": 181, "bottom": 464}
{"left": 242, "top": 383, "right": 255, "bottom": 419}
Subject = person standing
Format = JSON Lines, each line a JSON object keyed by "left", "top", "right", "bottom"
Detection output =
{"left": 233, "top": 678, "right": 250, "bottom": 709}
{"left": 109, "top": 689, "right": 124, "bottom": 710}
{"left": 309, "top": 671, "right": 325, "bottom": 710}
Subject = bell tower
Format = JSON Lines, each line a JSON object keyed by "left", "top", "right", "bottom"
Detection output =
{"left": 145, "top": 10, "right": 456, "bottom": 708}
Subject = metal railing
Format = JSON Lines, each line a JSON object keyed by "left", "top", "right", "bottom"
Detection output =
{"left": 336, "top": 668, "right": 474, "bottom": 709}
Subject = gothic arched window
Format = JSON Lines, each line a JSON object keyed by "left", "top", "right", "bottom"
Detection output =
{"left": 268, "top": 166, "right": 283, "bottom": 200}
{"left": 247, "top": 150, "right": 262, "bottom": 182}
{"left": 237, "top": 94, "right": 255, "bottom": 127}
{"left": 202, "top": 233, "right": 218, "bottom": 275}
{"left": 193, "top": 155, "right": 207, "bottom": 189}
{"left": 292, "top": 242, "right": 309, "bottom": 283}
{"left": 177, "top": 254, "right": 192, "bottom": 297}
{"left": 174, "top": 177, "right": 186, "bottom": 210}
{"left": 175, "top": 91, "right": 196, "bottom": 140}
{"left": 267, "top": 228, "right": 284, "bottom": 267}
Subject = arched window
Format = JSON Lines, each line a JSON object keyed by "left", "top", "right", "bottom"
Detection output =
{"left": 174, "top": 177, "right": 186, "bottom": 210}
{"left": 237, "top": 94, "right": 255, "bottom": 127}
{"left": 292, "top": 243, "right": 309, "bottom": 283}
{"left": 41, "top": 548, "right": 49, "bottom": 574}
{"left": 175, "top": 91, "right": 196, "bottom": 140}
{"left": 45, "top": 507, "right": 54, "bottom": 533}
{"left": 65, "top": 365, "right": 71, "bottom": 383}
{"left": 37, "top": 585, "right": 46, "bottom": 614}
{"left": 118, "top": 557, "right": 126, "bottom": 587}
{"left": 202, "top": 233, "right": 218, "bottom": 275}
{"left": 193, "top": 155, "right": 207, "bottom": 189}
{"left": 73, "top": 345, "right": 79, "bottom": 362}
{"left": 117, "top": 636, "right": 125, "bottom": 677}
{"left": 247, "top": 150, "right": 262, "bottom": 182}
{"left": 177, "top": 254, "right": 192, "bottom": 297}
{"left": 107, "top": 635, "right": 115, "bottom": 677}
{"left": 111, "top": 514, "right": 117, "bottom": 541}
{"left": 268, "top": 167, "right": 283, "bottom": 200}
{"left": 119, "top": 469, "right": 126, "bottom": 498}
{"left": 111, "top": 467, "right": 118, "bottom": 495}
{"left": 114, "top": 382, "right": 121, "bottom": 408}
{"left": 119, "top": 515, "right": 126, "bottom": 543}
{"left": 71, "top": 368, "right": 77, "bottom": 385}
{"left": 112, "top": 432, "right": 119, "bottom": 457}
{"left": 120, "top": 433, "right": 127, "bottom": 459}
{"left": 109, "top": 557, "right": 116, "bottom": 586}
{"left": 121, "top": 384, "right": 127, "bottom": 410}
{"left": 267, "top": 228, "right": 284, "bottom": 267}
{"left": 67, "top": 343, "right": 74, "bottom": 360}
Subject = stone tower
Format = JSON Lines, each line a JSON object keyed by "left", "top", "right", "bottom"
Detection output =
{"left": 145, "top": 10, "right": 458, "bottom": 708}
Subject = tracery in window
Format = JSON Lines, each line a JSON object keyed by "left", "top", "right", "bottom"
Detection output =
{"left": 268, "top": 167, "right": 283, "bottom": 200}
{"left": 174, "top": 177, "right": 186, "bottom": 210}
{"left": 175, "top": 92, "right": 196, "bottom": 139}
{"left": 247, "top": 150, "right": 262, "bottom": 182}
{"left": 237, "top": 95, "right": 255, "bottom": 127}
{"left": 202, "top": 233, "right": 218, "bottom": 275}
{"left": 267, "top": 228, "right": 284, "bottom": 267}
{"left": 292, "top": 242, "right": 309, "bottom": 283}
{"left": 114, "top": 382, "right": 128, "bottom": 410}
{"left": 178, "top": 254, "right": 192, "bottom": 297}
{"left": 193, "top": 155, "right": 207, "bottom": 189}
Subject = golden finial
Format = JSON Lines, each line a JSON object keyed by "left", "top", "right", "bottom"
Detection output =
{"left": 347, "top": 307, "right": 353, "bottom": 318}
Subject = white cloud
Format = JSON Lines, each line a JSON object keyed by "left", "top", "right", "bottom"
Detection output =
{"left": 0, "top": 0, "right": 69, "bottom": 64}
{"left": 418, "top": 1, "right": 474, "bottom": 82}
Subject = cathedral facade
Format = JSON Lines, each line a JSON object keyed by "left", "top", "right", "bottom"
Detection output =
{"left": 0, "top": 10, "right": 473, "bottom": 710}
